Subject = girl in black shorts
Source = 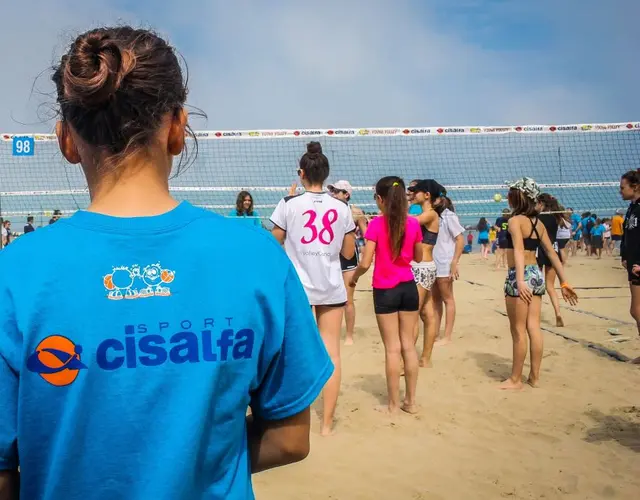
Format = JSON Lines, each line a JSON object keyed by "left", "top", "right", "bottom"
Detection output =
{"left": 329, "top": 180, "right": 368, "bottom": 345}
{"left": 350, "top": 176, "right": 423, "bottom": 414}
{"left": 619, "top": 170, "right": 640, "bottom": 364}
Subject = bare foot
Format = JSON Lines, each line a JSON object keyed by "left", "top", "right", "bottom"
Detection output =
{"left": 344, "top": 336, "right": 354, "bottom": 346}
{"left": 629, "top": 356, "right": 640, "bottom": 365}
{"left": 419, "top": 358, "right": 433, "bottom": 368}
{"left": 401, "top": 402, "right": 419, "bottom": 414}
{"left": 375, "top": 404, "right": 399, "bottom": 415}
{"left": 499, "top": 379, "right": 524, "bottom": 391}
{"left": 435, "top": 338, "right": 452, "bottom": 347}
{"left": 555, "top": 316, "right": 564, "bottom": 327}
{"left": 526, "top": 377, "right": 540, "bottom": 388}
{"left": 320, "top": 426, "right": 336, "bottom": 437}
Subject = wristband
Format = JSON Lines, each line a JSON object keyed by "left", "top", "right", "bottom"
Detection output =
{"left": 560, "top": 282, "right": 570, "bottom": 289}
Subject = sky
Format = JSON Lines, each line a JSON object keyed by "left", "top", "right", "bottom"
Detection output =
{"left": 0, "top": 0, "right": 638, "bottom": 133}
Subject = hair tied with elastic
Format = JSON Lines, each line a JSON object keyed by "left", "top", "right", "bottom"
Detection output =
{"left": 392, "top": 182, "right": 399, "bottom": 186}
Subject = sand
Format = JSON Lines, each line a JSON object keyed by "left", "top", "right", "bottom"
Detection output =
{"left": 254, "top": 252, "right": 640, "bottom": 500}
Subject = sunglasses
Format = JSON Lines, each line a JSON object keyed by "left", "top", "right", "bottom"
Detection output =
{"left": 330, "top": 188, "right": 348, "bottom": 195}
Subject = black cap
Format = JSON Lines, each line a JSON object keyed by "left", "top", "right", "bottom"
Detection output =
{"left": 407, "top": 179, "right": 446, "bottom": 198}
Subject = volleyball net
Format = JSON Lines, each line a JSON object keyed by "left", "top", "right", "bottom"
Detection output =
{"left": 1, "top": 121, "right": 639, "bottom": 228}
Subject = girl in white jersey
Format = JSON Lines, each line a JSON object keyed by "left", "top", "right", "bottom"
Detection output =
{"left": 432, "top": 196, "right": 465, "bottom": 346}
{"left": 271, "top": 141, "right": 356, "bottom": 436}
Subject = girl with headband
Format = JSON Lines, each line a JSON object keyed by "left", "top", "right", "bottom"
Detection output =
{"left": 501, "top": 177, "right": 578, "bottom": 390}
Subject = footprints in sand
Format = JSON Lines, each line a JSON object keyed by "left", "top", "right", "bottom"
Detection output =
{"left": 583, "top": 406, "right": 640, "bottom": 452}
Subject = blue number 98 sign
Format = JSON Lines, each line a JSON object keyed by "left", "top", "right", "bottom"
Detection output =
{"left": 12, "top": 136, "right": 35, "bottom": 156}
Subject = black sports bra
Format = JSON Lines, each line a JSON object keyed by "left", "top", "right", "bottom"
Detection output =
{"left": 505, "top": 217, "right": 541, "bottom": 251}
{"left": 421, "top": 226, "right": 438, "bottom": 245}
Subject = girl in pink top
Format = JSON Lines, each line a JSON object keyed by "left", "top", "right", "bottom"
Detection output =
{"left": 350, "top": 176, "right": 423, "bottom": 414}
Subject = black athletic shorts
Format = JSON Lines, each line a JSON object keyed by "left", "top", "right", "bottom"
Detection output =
{"left": 627, "top": 263, "right": 640, "bottom": 286}
{"left": 591, "top": 235, "right": 603, "bottom": 250}
{"left": 537, "top": 243, "right": 562, "bottom": 267}
{"left": 311, "top": 302, "right": 347, "bottom": 309}
{"left": 497, "top": 238, "right": 509, "bottom": 249}
{"left": 373, "top": 280, "right": 419, "bottom": 315}
{"left": 557, "top": 238, "right": 569, "bottom": 250}
{"left": 612, "top": 234, "right": 622, "bottom": 241}
{"left": 340, "top": 246, "right": 359, "bottom": 272}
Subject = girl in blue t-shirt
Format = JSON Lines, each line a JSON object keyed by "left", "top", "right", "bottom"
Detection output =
{"left": 0, "top": 26, "right": 329, "bottom": 500}
{"left": 590, "top": 218, "right": 606, "bottom": 259}
{"left": 228, "top": 190, "right": 263, "bottom": 228}
{"left": 477, "top": 217, "right": 490, "bottom": 259}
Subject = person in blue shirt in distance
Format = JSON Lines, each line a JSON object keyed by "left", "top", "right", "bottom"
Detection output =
{"left": 579, "top": 211, "right": 596, "bottom": 256}
{"left": 568, "top": 208, "right": 581, "bottom": 257}
{"left": 228, "top": 190, "right": 263, "bottom": 228}
{"left": 407, "top": 179, "right": 423, "bottom": 215}
{"left": 0, "top": 26, "right": 332, "bottom": 500}
{"left": 589, "top": 218, "right": 606, "bottom": 259}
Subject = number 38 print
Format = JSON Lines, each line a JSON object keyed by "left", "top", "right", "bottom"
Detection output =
{"left": 300, "top": 209, "right": 339, "bottom": 244}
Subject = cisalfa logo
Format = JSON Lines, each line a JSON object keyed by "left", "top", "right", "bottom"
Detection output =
{"left": 26, "top": 335, "right": 87, "bottom": 387}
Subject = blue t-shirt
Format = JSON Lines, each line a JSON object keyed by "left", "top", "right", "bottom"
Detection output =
{"left": 228, "top": 209, "right": 262, "bottom": 228}
{"left": 0, "top": 201, "right": 332, "bottom": 500}
{"left": 477, "top": 224, "right": 489, "bottom": 241}
{"left": 570, "top": 213, "right": 581, "bottom": 231}
{"left": 591, "top": 224, "right": 605, "bottom": 237}
{"left": 581, "top": 216, "right": 596, "bottom": 235}
{"left": 408, "top": 204, "right": 422, "bottom": 215}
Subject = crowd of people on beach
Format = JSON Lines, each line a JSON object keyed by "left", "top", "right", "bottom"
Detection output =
{"left": 1, "top": 25, "right": 639, "bottom": 500}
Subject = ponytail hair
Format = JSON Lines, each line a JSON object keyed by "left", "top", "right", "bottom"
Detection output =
{"left": 375, "top": 176, "right": 408, "bottom": 259}
{"left": 434, "top": 196, "right": 455, "bottom": 215}
{"left": 538, "top": 192, "right": 566, "bottom": 226}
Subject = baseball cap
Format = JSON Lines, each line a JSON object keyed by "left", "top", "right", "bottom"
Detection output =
{"left": 328, "top": 180, "right": 353, "bottom": 196}
{"left": 407, "top": 179, "right": 446, "bottom": 198}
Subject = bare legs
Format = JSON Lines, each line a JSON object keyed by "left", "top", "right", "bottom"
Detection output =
{"left": 501, "top": 295, "right": 543, "bottom": 389}
{"left": 415, "top": 286, "right": 437, "bottom": 366}
{"left": 560, "top": 246, "right": 569, "bottom": 266}
{"left": 543, "top": 266, "right": 564, "bottom": 327}
{"left": 481, "top": 243, "right": 490, "bottom": 259}
{"left": 494, "top": 248, "right": 506, "bottom": 270}
{"left": 630, "top": 284, "right": 640, "bottom": 364}
{"left": 342, "top": 270, "right": 356, "bottom": 345}
{"left": 434, "top": 277, "right": 456, "bottom": 345}
{"left": 316, "top": 305, "right": 344, "bottom": 436}
{"left": 376, "top": 311, "right": 420, "bottom": 413}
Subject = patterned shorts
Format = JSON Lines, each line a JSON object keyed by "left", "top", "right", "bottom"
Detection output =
{"left": 412, "top": 261, "right": 437, "bottom": 291}
{"left": 504, "top": 265, "right": 546, "bottom": 298}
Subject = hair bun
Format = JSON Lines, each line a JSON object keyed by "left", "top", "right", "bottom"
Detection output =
{"left": 63, "top": 31, "right": 136, "bottom": 108}
{"left": 306, "top": 141, "right": 323, "bottom": 157}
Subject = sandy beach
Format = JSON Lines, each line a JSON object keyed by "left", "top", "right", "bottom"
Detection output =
{"left": 255, "top": 252, "right": 640, "bottom": 499}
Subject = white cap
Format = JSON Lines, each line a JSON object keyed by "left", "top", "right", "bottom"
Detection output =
{"left": 328, "top": 180, "right": 353, "bottom": 196}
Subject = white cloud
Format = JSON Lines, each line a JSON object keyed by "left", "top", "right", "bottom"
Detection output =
{"left": 0, "top": 0, "right": 637, "bottom": 133}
